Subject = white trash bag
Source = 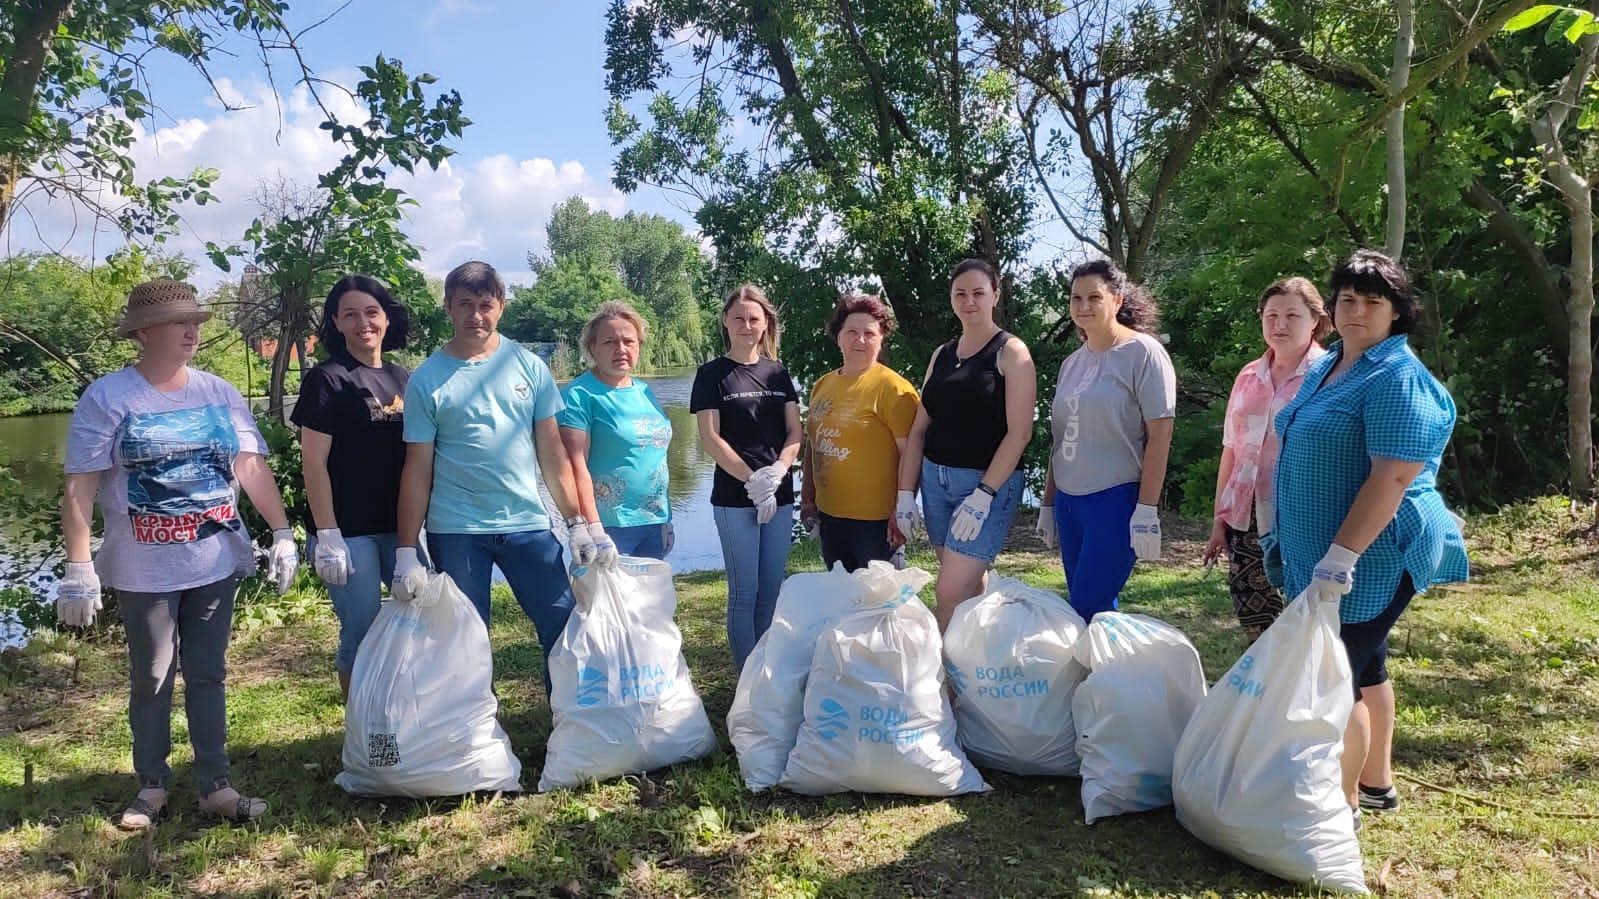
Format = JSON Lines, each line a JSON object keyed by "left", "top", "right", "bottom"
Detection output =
{"left": 943, "top": 576, "right": 1088, "bottom": 776}
{"left": 728, "top": 563, "right": 865, "bottom": 791}
{"left": 1073, "top": 612, "right": 1207, "bottom": 823}
{"left": 540, "top": 557, "right": 718, "bottom": 791}
{"left": 781, "top": 562, "right": 989, "bottom": 796}
{"left": 1173, "top": 590, "right": 1367, "bottom": 893}
{"left": 337, "top": 572, "right": 522, "bottom": 797}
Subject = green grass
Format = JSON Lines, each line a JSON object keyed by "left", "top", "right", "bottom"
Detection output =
{"left": 2, "top": 497, "right": 1597, "bottom": 897}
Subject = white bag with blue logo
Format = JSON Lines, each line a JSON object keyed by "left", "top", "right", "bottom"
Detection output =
{"left": 539, "top": 557, "right": 718, "bottom": 791}
{"left": 1172, "top": 590, "right": 1367, "bottom": 893}
{"left": 1073, "top": 612, "right": 1207, "bottom": 823}
{"left": 780, "top": 562, "right": 989, "bottom": 797}
{"left": 337, "top": 572, "right": 522, "bottom": 797}
{"left": 729, "top": 563, "right": 866, "bottom": 791}
{"left": 943, "top": 576, "right": 1089, "bottom": 776}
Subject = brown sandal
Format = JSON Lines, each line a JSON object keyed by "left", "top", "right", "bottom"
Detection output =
{"left": 116, "top": 795, "right": 166, "bottom": 831}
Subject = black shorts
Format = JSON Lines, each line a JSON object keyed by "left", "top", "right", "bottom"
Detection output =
{"left": 1339, "top": 573, "right": 1417, "bottom": 699}
{"left": 817, "top": 512, "right": 892, "bottom": 573}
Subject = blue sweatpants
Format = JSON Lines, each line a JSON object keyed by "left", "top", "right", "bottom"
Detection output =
{"left": 1053, "top": 481, "right": 1140, "bottom": 620}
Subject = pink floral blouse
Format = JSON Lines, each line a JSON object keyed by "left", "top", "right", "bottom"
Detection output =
{"left": 1216, "top": 344, "right": 1327, "bottom": 533}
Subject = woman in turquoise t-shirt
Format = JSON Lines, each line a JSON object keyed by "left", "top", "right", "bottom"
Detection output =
{"left": 560, "top": 301, "right": 674, "bottom": 560}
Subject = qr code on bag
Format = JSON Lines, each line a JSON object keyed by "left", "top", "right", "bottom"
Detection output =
{"left": 367, "top": 733, "right": 400, "bottom": 767}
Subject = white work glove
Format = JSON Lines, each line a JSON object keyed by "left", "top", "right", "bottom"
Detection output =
{"left": 587, "top": 522, "right": 619, "bottom": 569}
{"left": 894, "top": 490, "right": 922, "bottom": 540}
{"left": 56, "top": 561, "right": 102, "bottom": 628}
{"left": 392, "top": 546, "right": 429, "bottom": 602}
{"left": 566, "top": 516, "right": 598, "bottom": 568}
{"left": 744, "top": 463, "right": 784, "bottom": 504}
{"left": 948, "top": 488, "right": 994, "bottom": 543}
{"left": 663, "top": 522, "right": 675, "bottom": 555}
{"left": 1130, "top": 503, "right": 1162, "bottom": 561}
{"left": 1035, "top": 501, "right": 1057, "bottom": 549}
{"left": 754, "top": 493, "right": 777, "bottom": 526}
{"left": 1308, "top": 543, "right": 1359, "bottom": 606}
{"left": 268, "top": 528, "right": 299, "bottom": 594}
{"left": 313, "top": 528, "right": 352, "bottom": 586}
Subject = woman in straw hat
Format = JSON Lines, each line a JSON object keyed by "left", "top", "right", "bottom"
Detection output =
{"left": 58, "top": 278, "right": 300, "bottom": 828}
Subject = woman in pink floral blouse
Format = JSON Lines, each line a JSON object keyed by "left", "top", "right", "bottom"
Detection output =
{"left": 1202, "top": 277, "right": 1332, "bottom": 637}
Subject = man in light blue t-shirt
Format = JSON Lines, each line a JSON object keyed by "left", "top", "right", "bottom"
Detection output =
{"left": 393, "top": 261, "right": 618, "bottom": 685}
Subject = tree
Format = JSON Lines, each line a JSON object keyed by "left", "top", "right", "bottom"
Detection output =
{"left": 1508, "top": 2, "right": 1599, "bottom": 501}
{"left": 506, "top": 197, "right": 709, "bottom": 369}
{"left": 0, "top": 1, "right": 330, "bottom": 244}
{"left": 605, "top": 0, "right": 1033, "bottom": 384}
{"left": 208, "top": 56, "right": 468, "bottom": 418}
{"left": 971, "top": 0, "right": 1258, "bottom": 280}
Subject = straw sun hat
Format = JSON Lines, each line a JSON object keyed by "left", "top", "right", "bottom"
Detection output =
{"left": 116, "top": 279, "right": 213, "bottom": 338}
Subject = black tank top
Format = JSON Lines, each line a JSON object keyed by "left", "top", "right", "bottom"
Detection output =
{"left": 921, "top": 329, "right": 1011, "bottom": 470}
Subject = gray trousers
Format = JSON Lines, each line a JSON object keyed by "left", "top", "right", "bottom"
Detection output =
{"left": 116, "top": 576, "right": 239, "bottom": 795}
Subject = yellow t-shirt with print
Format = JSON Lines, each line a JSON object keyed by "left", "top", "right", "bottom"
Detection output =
{"left": 807, "top": 363, "right": 920, "bottom": 521}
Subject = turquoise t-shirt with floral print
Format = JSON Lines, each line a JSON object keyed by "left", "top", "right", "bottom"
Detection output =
{"left": 558, "top": 370, "right": 672, "bottom": 527}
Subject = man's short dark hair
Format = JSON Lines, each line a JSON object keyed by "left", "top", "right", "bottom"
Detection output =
{"left": 444, "top": 260, "right": 505, "bottom": 301}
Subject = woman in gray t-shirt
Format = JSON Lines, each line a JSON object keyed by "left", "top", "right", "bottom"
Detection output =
{"left": 58, "top": 279, "right": 299, "bottom": 829}
{"left": 1036, "top": 260, "right": 1177, "bottom": 620}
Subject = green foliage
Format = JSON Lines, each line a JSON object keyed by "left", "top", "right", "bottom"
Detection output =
{"left": 206, "top": 55, "right": 468, "bottom": 409}
{"left": 505, "top": 197, "right": 710, "bottom": 369}
{"left": 604, "top": 0, "right": 1035, "bottom": 390}
{"left": 0, "top": 2, "right": 307, "bottom": 243}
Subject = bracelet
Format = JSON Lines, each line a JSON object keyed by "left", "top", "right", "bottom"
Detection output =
{"left": 976, "top": 482, "right": 997, "bottom": 497}
{"left": 564, "top": 515, "right": 589, "bottom": 529}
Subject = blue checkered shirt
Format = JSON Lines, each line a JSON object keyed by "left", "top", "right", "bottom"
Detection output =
{"left": 1268, "top": 335, "right": 1469, "bottom": 623}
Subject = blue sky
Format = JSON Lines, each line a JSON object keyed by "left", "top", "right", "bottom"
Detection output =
{"left": 12, "top": 0, "right": 695, "bottom": 285}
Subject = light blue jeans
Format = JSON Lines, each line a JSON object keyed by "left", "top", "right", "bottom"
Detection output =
{"left": 308, "top": 532, "right": 406, "bottom": 674}
{"left": 713, "top": 504, "right": 793, "bottom": 673}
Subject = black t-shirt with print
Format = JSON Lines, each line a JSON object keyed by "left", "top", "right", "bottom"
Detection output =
{"left": 290, "top": 351, "right": 409, "bottom": 537}
{"left": 690, "top": 355, "right": 799, "bottom": 508}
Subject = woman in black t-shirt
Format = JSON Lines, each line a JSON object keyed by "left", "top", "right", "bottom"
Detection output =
{"left": 291, "top": 274, "right": 413, "bottom": 699}
{"left": 690, "top": 283, "right": 802, "bottom": 673}
{"left": 896, "top": 259, "right": 1037, "bottom": 631}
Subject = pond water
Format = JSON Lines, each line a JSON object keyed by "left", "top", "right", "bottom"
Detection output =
{"left": 0, "top": 366, "right": 730, "bottom": 644}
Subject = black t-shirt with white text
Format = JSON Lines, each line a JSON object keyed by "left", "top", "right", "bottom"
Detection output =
{"left": 290, "top": 351, "right": 409, "bottom": 537}
{"left": 690, "top": 355, "right": 799, "bottom": 508}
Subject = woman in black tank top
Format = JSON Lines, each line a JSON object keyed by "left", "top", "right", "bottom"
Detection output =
{"left": 894, "top": 259, "right": 1037, "bottom": 630}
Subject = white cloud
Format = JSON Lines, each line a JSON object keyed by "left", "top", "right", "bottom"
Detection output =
{"left": 4, "top": 76, "right": 627, "bottom": 289}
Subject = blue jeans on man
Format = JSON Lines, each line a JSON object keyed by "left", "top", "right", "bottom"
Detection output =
{"left": 426, "top": 529, "right": 574, "bottom": 688}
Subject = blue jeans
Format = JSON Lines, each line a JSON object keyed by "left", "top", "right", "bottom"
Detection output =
{"left": 920, "top": 460, "right": 1024, "bottom": 565}
{"left": 608, "top": 522, "right": 669, "bottom": 560}
{"left": 713, "top": 504, "right": 793, "bottom": 672}
{"left": 1053, "top": 482, "right": 1139, "bottom": 620}
{"left": 426, "top": 529, "right": 574, "bottom": 677}
{"left": 308, "top": 532, "right": 410, "bottom": 674}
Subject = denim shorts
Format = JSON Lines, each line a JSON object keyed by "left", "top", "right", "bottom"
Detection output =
{"left": 921, "top": 459, "right": 1023, "bottom": 565}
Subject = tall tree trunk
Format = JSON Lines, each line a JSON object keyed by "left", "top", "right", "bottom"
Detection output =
{"left": 0, "top": 0, "right": 77, "bottom": 236}
{"left": 1384, "top": 0, "right": 1414, "bottom": 257}
{"left": 1530, "top": 16, "right": 1599, "bottom": 501}
{"left": 1562, "top": 184, "right": 1595, "bottom": 499}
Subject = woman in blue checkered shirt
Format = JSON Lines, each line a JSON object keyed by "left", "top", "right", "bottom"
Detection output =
{"left": 1265, "top": 250, "right": 1468, "bottom": 822}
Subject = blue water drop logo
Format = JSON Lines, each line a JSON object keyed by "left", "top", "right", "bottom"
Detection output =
{"left": 575, "top": 666, "right": 607, "bottom": 708}
{"left": 815, "top": 697, "right": 850, "bottom": 741}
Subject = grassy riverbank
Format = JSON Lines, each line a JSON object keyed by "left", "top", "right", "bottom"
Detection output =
{"left": 2, "top": 498, "right": 1597, "bottom": 898}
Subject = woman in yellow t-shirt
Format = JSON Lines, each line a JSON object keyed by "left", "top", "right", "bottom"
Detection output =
{"left": 800, "top": 294, "right": 921, "bottom": 571}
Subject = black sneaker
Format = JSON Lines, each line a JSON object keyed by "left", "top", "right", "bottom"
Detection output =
{"left": 1358, "top": 783, "right": 1399, "bottom": 811}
